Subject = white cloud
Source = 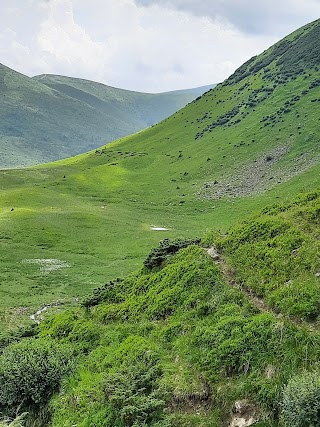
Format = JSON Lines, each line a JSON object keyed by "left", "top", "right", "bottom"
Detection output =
{"left": 134, "top": 0, "right": 320, "bottom": 35}
{"left": 37, "top": 0, "right": 106, "bottom": 80}
{"left": 0, "top": 0, "right": 318, "bottom": 92}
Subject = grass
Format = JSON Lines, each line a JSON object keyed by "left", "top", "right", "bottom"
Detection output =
{"left": 1, "top": 19, "right": 320, "bottom": 335}
{"left": 2, "top": 226, "right": 320, "bottom": 426}
{"left": 0, "top": 64, "right": 214, "bottom": 168}
{"left": 218, "top": 191, "right": 320, "bottom": 319}
{"left": 1, "top": 17, "right": 320, "bottom": 427}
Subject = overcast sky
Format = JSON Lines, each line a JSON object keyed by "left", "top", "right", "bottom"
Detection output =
{"left": 1, "top": 0, "right": 319, "bottom": 92}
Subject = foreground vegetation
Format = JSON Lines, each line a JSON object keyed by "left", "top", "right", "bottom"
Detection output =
{"left": 1, "top": 192, "right": 320, "bottom": 426}
{"left": 0, "top": 18, "right": 320, "bottom": 427}
{"left": 1, "top": 19, "right": 319, "bottom": 335}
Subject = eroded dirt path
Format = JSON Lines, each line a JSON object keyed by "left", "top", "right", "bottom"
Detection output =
{"left": 207, "top": 246, "right": 319, "bottom": 332}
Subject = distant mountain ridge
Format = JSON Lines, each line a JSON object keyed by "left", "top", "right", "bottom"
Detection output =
{"left": 0, "top": 65, "right": 215, "bottom": 168}
{"left": 1, "top": 19, "right": 320, "bottom": 427}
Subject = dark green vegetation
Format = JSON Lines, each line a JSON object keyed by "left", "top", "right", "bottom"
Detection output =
{"left": 1, "top": 19, "right": 319, "bottom": 333}
{"left": 218, "top": 192, "right": 320, "bottom": 319}
{"left": 0, "top": 65, "right": 214, "bottom": 168}
{"left": 0, "top": 18, "right": 320, "bottom": 427}
{"left": 1, "top": 192, "right": 320, "bottom": 426}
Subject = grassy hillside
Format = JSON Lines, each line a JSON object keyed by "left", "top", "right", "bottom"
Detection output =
{"left": 0, "top": 65, "right": 214, "bottom": 168}
{"left": 34, "top": 74, "right": 214, "bottom": 129}
{"left": 1, "top": 191, "right": 320, "bottom": 427}
{"left": 0, "top": 18, "right": 319, "bottom": 337}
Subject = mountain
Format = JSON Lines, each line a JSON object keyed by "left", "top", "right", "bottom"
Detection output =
{"left": 32, "top": 74, "right": 214, "bottom": 134}
{"left": 0, "top": 19, "right": 319, "bottom": 329}
{"left": 0, "top": 17, "right": 320, "bottom": 427}
{"left": 0, "top": 65, "right": 215, "bottom": 168}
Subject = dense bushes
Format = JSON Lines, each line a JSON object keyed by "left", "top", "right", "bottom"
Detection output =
{"left": 0, "top": 339, "right": 75, "bottom": 409}
{"left": 93, "top": 246, "right": 222, "bottom": 321}
{"left": 217, "top": 197, "right": 320, "bottom": 319}
{"left": 82, "top": 278, "right": 124, "bottom": 307}
{"left": 51, "top": 336, "right": 169, "bottom": 427}
{"left": 281, "top": 371, "right": 320, "bottom": 427}
{"left": 103, "top": 348, "right": 167, "bottom": 425}
{"left": 194, "top": 312, "right": 278, "bottom": 379}
{"left": 143, "top": 238, "right": 200, "bottom": 270}
{"left": 39, "top": 310, "right": 102, "bottom": 353}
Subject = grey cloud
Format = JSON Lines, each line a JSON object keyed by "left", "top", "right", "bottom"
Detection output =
{"left": 134, "top": 0, "right": 320, "bottom": 35}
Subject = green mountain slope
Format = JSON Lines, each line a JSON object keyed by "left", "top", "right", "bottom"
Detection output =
{"left": 0, "top": 65, "right": 214, "bottom": 168}
{"left": 1, "top": 192, "right": 320, "bottom": 427}
{"left": 0, "top": 19, "right": 319, "bottom": 334}
{"left": 33, "top": 74, "right": 214, "bottom": 129}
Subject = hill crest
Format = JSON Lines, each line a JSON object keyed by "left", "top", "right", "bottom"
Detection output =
{"left": 0, "top": 65, "right": 215, "bottom": 168}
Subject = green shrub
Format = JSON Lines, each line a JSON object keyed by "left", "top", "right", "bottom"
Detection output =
{"left": 219, "top": 217, "right": 292, "bottom": 252}
{"left": 39, "top": 310, "right": 79, "bottom": 338}
{"left": 103, "top": 359, "right": 166, "bottom": 426}
{"left": 0, "top": 414, "right": 26, "bottom": 427}
{"left": 194, "top": 312, "right": 277, "bottom": 379}
{"left": 144, "top": 238, "right": 200, "bottom": 270}
{"left": 103, "top": 336, "right": 168, "bottom": 426}
{"left": 281, "top": 371, "right": 320, "bottom": 427}
{"left": 93, "top": 246, "right": 221, "bottom": 322}
{"left": 0, "top": 339, "right": 75, "bottom": 409}
{"left": 51, "top": 335, "right": 169, "bottom": 427}
{"left": 218, "top": 208, "right": 320, "bottom": 318}
{"left": 40, "top": 310, "right": 102, "bottom": 352}
{"left": 81, "top": 278, "right": 124, "bottom": 307}
{"left": 269, "top": 279, "right": 320, "bottom": 318}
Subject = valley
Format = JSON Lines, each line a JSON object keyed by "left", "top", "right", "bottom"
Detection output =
{"left": 0, "top": 17, "right": 319, "bottom": 427}
{"left": 0, "top": 64, "right": 214, "bottom": 168}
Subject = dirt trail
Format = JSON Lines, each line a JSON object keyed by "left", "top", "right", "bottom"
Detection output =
{"left": 207, "top": 246, "right": 271, "bottom": 314}
{"left": 207, "top": 246, "right": 318, "bottom": 332}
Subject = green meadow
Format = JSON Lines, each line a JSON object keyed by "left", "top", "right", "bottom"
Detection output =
{"left": 0, "top": 18, "right": 320, "bottom": 427}
{"left": 1, "top": 19, "right": 320, "bottom": 335}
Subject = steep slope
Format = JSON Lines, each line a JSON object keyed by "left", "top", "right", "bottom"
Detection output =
{"left": 0, "top": 19, "right": 319, "bottom": 334}
{"left": 1, "top": 192, "right": 320, "bottom": 427}
{"left": 0, "top": 65, "right": 214, "bottom": 168}
{"left": 33, "top": 74, "right": 214, "bottom": 129}
{"left": 44, "top": 193, "right": 320, "bottom": 426}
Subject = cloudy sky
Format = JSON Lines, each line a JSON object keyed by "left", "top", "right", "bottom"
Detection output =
{"left": 1, "top": 0, "right": 319, "bottom": 92}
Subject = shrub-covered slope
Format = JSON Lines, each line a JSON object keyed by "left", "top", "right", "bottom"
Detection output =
{"left": 0, "top": 64, "right": 214, "bottom": 168}
{"left": 1, "top": 192, "right": 320, "bottom": 426}
{"left": 0, "top": 19, "right": 319, "bottom": 333}
{"left": 217, "top": 191, "right": 320, "bottom": 320}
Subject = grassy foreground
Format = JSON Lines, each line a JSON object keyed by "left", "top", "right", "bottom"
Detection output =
{"left": 1, "top": 192, "right": 320, "bottom": 427}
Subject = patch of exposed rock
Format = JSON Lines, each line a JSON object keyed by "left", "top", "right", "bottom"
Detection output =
{"left": 229, "top": 400, "right": 258, "bottom": 427}
{"left": 207, "top": 246, "right": 220, "bottom": 260}
{"left": 198, "top": 144, "right": 319, "bottom": 200}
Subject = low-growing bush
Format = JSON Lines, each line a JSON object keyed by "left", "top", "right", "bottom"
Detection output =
{"left": 51, "top": 335, "right": 169, "bottom": 427}
{"left": 281, "top": 371, "right": 320, "bottom": 427}
{"left": 93, "top": 246, "right": 222, "bottom": 322}
{"left": 193, "top": 312, "right": 277, "bottom": 379}
{"left": 144, "top": 238, "right": 200, "bottom": 270}
{"left": 81, "top": 278, "right": 124, "bottom": 307}
{"left": 40, "top": 310, "right": 102, "bottom": 352}
{"left": 0, "top": 414, "right": 26, "bottom": 427}
{"left": 0, "top": 339, "right": 75, "bottom": 409}
{"left": 269, "top": 279, "right": 320, "bottom": 319}
{"left": 217, "top": 199, "right": 320, "bottom": 318}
